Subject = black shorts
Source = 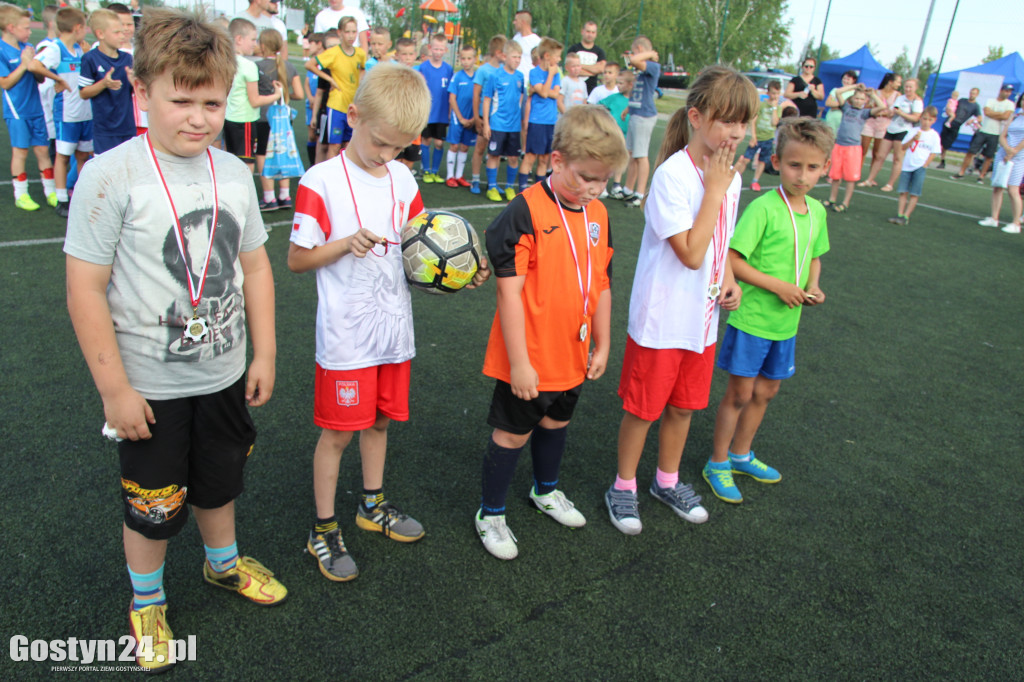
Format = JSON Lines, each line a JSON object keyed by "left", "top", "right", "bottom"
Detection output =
{"left": 488, "top": 130, "right": 521, "bottom": 158}
{"left": 487, "top": 380, "right": 583, "bottom": 435}
{"left": 118, "top": 376, "right": 256, "bottom": 540}
{"left": 883, "top": 130, "right": 906, "bottom": 142}
{"left": 397, "top": 143, "right": 421, "bottom": 162}
{"left": 255, "top": 120, "right": 271, "bottom": 156}
{"left": 421, "top": 122, "right": 448, "bottom": 140}
{"left": 223, "top": 120, "right": 257, "bottom": 161}
{"left": 969, "top": 131, "right": 999, "bottom": 159}
{"left": 939, "top": 124, "right": 960, "bottom": 150}
{"left": 316, "top": 108, "right": 329, "bottom": 145}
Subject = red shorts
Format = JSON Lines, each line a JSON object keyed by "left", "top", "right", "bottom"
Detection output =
{"left": 314, "top": 361, "right": 411, "bottom": 431}
{"left": 829, "top": 144, "right": 863, "bottom": 182}
{"left": 618, "top": 336, "right": 716, "bottom": 421}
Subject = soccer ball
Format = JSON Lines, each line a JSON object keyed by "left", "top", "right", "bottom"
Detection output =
{"left": 401, "top": 210, "right": 482, "bottom": 294}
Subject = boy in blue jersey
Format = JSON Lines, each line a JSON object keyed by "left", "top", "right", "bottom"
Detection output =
{"left": 33, "top": 6, "right": 92, "bottom": 218}
{"left": 519, "top": 37, "right": 561, "bottom": 191}
{"left": 80, "top": 10, "right": 135, "bottom": 155}
{"left": 365, "top": 26, "right": 391, "bottom": 71}
{"left": 0, "top": 4, "right": 59, "bottom": 210}
{"left": 482, "top": 39, "right": 524, "bottom": 202}
{"left": 444, "top": 45, "right": 477, "bottom": 188}
{"left": 417, "top": 33, "right": 453, "bottom": 182}
{"left": 302, "top": 32, "right": 323, "bottom": 165}
{"left": 469, "top": 34, "right": 505, "bottom": 193}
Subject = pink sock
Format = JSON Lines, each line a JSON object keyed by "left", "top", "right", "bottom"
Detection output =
{"left": 614, "top": 475, "right": 637, "bottom": 492}
{"left": 655, "top": 468, "right": 678, "bottom": 489}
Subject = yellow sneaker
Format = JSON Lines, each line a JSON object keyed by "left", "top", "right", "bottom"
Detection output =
{"left": 504, "top": 187, "right": 516, "bottom": 201}
{"left": 46, "top": 192, "right": 58, "bottom": 207}
{"left": 203, "top": 556, "right": 287, "bottom": 606}
{"left": 15, "top": 194, "right": 40, "bottom": 211}
{"left": 486, "top": 187, "right": 503, "bottom": 202}
{"left": 128, "top": 601, "right": 175, "bottom": 673}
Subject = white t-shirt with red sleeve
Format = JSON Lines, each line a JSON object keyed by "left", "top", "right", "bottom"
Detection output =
{"left": 627, "top": 147, "right": 742, "bottom": 352}
{"left": 290, "top": 155, "right": 424, "bottom": 371}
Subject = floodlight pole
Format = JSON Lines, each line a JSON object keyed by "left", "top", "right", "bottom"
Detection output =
{"left": 636, "top": 1, "right": 643, "bottom": 35}
{"left": 566, "top": 0, "right": 573, "bottom": 51}
{"left": 715, "top": 0, "right": 730, "bottom": 63}
{"left": 912, "top": 0, "right": 938, "bottom": 79}
{"left": 815, "top": 0, "right": 833, "bottom": 64}
{"left": 926, "top": 0, "right": 960, "bottom": 106}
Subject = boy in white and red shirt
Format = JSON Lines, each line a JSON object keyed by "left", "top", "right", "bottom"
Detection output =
{"left": 888, "top": 106, "right": 941, "bottom": 225}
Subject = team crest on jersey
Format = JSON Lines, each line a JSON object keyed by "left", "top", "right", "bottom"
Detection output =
{"left": 588, "top": 221, "right": 601, "bottom": 244}
{"left": 337, "top": 380, "right": 359, "bottom": 407}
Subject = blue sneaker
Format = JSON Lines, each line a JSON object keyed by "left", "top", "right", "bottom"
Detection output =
{"left": 730, "top": 451, "right": 781, "bottom": 483}
{"left": 470, "top": 180, "right": 481, "bottom": 194}
{"left": 702, "top": 460, "right": 743, "bottom": 503}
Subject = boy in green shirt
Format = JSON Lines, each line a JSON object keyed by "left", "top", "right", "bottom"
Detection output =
{"left": 744, "top": 80, "right": 787, "bottom": 191}
{"left": 706, "top": 118, "right": 833, "bottom": 504}
{"left": 224, "top": 17, "right": 281, "bottom": 173}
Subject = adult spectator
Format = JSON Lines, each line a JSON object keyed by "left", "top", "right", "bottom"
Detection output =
{"left": 824, "top": 70, "right": 858, "bottom": 134}
{"left": 954, "top": 83, "right": 1015, "bottom": 182}
{"left": 785, "top": 56, "right": 824, "bottom": 118}
{"left": 938, "top": 87, "right": 980, "bottom": 169}
{"left": 978, "top": 92, "right": 1024, "bottom": 233}
{"left": 234, "top": 0, "right": 287, "bottom": 42}
{"left": 868, "top": 76, "right": 923, "bottom": 192}
{"left": 858, "top": 72, "right": 901, "bottom": 183}
{"left": 512, "top": 9, "right": 540, "bottom": 82}
{"left": 314, "top": 0, "right": 368, "bottom": 48}
{"left": 567, "top": 21, "right": 606, "bottom": 93}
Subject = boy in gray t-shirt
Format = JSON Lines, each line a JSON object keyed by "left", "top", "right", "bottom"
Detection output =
{"left": 825, "top": 84, "right": 888, "bottom": 212}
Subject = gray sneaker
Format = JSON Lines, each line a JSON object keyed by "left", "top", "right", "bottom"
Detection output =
{"left": 307, "top": 528, "right": 358, "bottom": 582}
{"left": 608, "top": 186, "right": 626, "bottom": 200}
{"left": 604, "top": 485, "right": 642, "bottom": 535}
{"left": 649, "top": 481, "right": 709, "bottom": 524}
{"left": 355, "top": 501, "right": 425, "bottom": 542}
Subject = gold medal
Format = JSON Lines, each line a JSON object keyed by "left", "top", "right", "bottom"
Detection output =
{"left": 183, "top": 314, "right": 208, "bottom": 342}
{"left": 707, "top": 283, "right": 721, "bottom": 300}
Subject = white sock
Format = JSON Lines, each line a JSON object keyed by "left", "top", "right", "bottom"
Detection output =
{"left": 446, "top": 150, "right": 456, "bottom": 179}
{"left": 13, "top": 179, "right": 28, "bottom": 198}
{"left": 56, "top": 188, "right": 69, "bottom": 202}
{"left": 278, "top": 187, "right": 290, "bottom": 200}
{"left": 42, "top": 177, "right": 55, "bottom": 195}
{"left": 263, "top": 191, "right": 275, "bottom": 203}
{"left": 456, "top": 150, "right": 467, "bottom": 178}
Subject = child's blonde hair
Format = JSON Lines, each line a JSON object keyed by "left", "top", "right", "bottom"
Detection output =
{"left": 631, "top": 36, "right": 652, "bottom": 51}
{"left": 537, "top": 37, "right": 562, "bottom": 61}
{"left": 552, "top": 105, "right": 629, "bottom": 171}
{"left": 503, "top": 40, "right": 522, "bottom": 56}
{"left": 618, "top": 70, "right": 636, "bottom": 89}
{"left": 228, "top": 16, "right": 255, "bottom": 39}
{"left": 352, "top": 62, "right": 430, "bottom": 136}
{"left": 135, "top": 8, "right": 236, "bottom": 92}
{"left": 653, "top": 65, "right": 758, "bottom": 170}
{"left": 337, "top": 15, "right": 357, "bottom": 32}
{"left": 487, "top": 34, "right": 506, "bottom": 57}
{"left": 774, "top": 117, "right": 835, "bottom": 159}
{"left": 921, "top": 105, "right": 938, "bottom": 119}
{"left": 564, "top": 52, "right": 580, "bottom": 66}
{"left": 258, "top": 28, "right": 288, "bottom": 90}
{"left": 0, "top": 4, "right": 29, "bottom": 30}
{"left": 41, "top": 4, "right": 58, "bottom": 27}
{"left": 55, "top": 7, "right": 86, "bottom": 34}
{"left": 88, "top": 8, "right": 119, "bottom": 33}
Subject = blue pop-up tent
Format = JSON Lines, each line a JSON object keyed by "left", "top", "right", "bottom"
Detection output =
{"left": 819, "top": 45, "right": 890, "bottom": 105}
{"left": 924, "top": 52, "right": 1024, "bottom": 151}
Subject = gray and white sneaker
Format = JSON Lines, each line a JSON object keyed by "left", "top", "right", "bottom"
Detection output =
{"left": 626, "top": 195, "right": 643, "bottom": 208}
{"left": 604, "top": 485, "right": 642, "bottom": 535}
{"left": 307, "top": 528, "right": 359, "bottom": 581}
{"left": 608, "top": 186, "right": 626, "bottom": 200}
{"left": 529, "top": 488, "right": 586, "bottom": 528}
{"left": 475, "top": 510, "right": 518, "bottom": 560}
{"left": 650, "top": 481, "right": 709, "bottom": 524}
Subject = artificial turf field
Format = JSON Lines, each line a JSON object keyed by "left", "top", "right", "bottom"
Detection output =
{"left": 2, "top": 103, "right": 1023, "bottom": 680}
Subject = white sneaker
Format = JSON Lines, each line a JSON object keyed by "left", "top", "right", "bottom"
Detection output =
{"left": 1001, "top": 223, "right": 1022, "bottom": 234}
{"left": 475, "top": 510, "right": 518, "bottom": 560}
{"left": 978, "top": 217, "right": 1000, "bottom": 227}
{"left": 599, "top": 189, "right": 609, "bottom": 198}
{"left": 529, "top": 488, "right": 586, "bottom": 528}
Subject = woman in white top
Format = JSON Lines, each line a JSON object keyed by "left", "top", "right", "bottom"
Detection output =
{"left": 862, "top": 77, "right": 922, "bottom": 190}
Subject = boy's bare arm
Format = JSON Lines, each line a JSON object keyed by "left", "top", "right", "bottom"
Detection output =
{"left": 0, "top": 45, "right": 34, "bottom": 89}
{"left": 305, "top": 58, "right": 338, "bottom": 90}
{"left": 287, "top": 227, "right": 387, "bottom": 273}
{"left": 66, "top": 255, "right": 155, "bottom": 440}
{"left": 495, "top": 275, "right": 538, "bottom": 400}
{"left": 586, "top": 288, "right": 612, "bottom": 380}
{"left": 803, "top": 257, "right": 825, "bottom": 305}
{"left": 247, "top": 79, "right": 283, "bottom": 108}
{"left": 729, "top": 249, "right": 808, "bottom": 308}
{"left": 239, "top": 246, "right": 276, "bottom": 406}
{"left": 481, "top": 97, "right": 492, "bottom": 138}
{"left": 28, "top": 58, "right": 68, "bottom": 91}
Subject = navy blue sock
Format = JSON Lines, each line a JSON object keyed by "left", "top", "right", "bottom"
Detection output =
{"left": 481, "top": 437, "right": 523, "bottom": 516}
{"left": 530, "top": 425, "right": 568, "bottom": 495}
{"left": 518, "top": 171, "right": 531, "bottom": 190}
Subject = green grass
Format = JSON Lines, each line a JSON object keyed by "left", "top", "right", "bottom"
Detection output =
{"left": 1, "top": 104, "right": 1023, "bottom": 680}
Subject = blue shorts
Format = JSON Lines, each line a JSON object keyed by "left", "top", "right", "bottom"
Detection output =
{"left": 488, "top": 129, "right": 521, "bottom": 158}
{"left": 743, "top": 139, "right": 774, "bottom": 163}
{"left": 6, "top": 115, "right": 48, "bottom": 149}
{"left": 55, "top": 119, "right": 93, "bottom": 155}
{"left": 525, "top": 123, "right": 554, "bottom": 155}
{"left": 446, "top": 120, "right": 477, "bottom": 147}
{"left": 716, "top": 325, "right": 796, "bottom": 380}
{"left": 897, "top": 167, "right": 926, "bottom": 196}
{"left": 93, "top": 132, "right": 135, "bottom": 156}
{"left": 326, "top": 108, "right": 353, "bottom": 145}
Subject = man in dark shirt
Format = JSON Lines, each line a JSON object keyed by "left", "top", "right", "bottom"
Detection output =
{"left": 939, "top": 87, "right": 981, "bottom": 168}
{"left": 567, "top": 21, "right": 606, "bottom": 93}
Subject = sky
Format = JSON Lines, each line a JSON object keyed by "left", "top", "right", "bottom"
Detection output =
{"left": 783, "top": 0, "right": 1023, "bottom": 72}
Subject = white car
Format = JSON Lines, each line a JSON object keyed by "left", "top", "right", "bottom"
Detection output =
{"left": 741, "top": 71, "right": 797, "bottom": 96}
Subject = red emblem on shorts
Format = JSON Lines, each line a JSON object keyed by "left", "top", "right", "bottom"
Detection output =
{"left": 336, "top": 381, "right": 359, "bottom": 407}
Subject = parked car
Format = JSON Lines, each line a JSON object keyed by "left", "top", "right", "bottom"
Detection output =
{"left": 658, "top": 69, "right": 690, "bottom": 89}
{"left": 741, "top": 70, "right": 796, "bottom": 96}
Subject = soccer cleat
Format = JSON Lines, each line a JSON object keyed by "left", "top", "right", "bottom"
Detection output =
{"left": 46, "top": 192, "right": 58, "bottom": 207}
{"left": 608, "top": 186, "right": 625, "bottom": 200}
{"left": 276, "top": 196, "right": 293, "bottom": 210}
{"left": 456, "top": 177, "right": 471, "bottom": 188}
{"left": 15, "top": 194, "right": 40, "bottom": 211}
{"left": 470, "top": 180, "right": 481, "bottom": 194}
{"left": 420, "top": 172, "right": 434, "bottom": 183}
{"left": 978, "top": 217, "right": 999, "bottom": 228}
{"left": 504, "top": 186, "right": 516, "bottom": 201}
{"left": 54, "top": 200, "right": 70, "bottom": 218}
{"left": 203, "top": 556, "right": 287, "bottom": 606}
{"left": 529, "top": 487, "right": 586, "bottom": 528}
{"left": 627, "top": 195, "right": 642, "bottom": 208}
{"left": 888, "top": 215, "right": 907, "bottom": 226}
{"left": 937, "top": 160, "right": 946, "bottom": 169}
{"left": 750, "top": 181, "right": 761, "bottom": 192}
{"left": 128, "top": 601, "right": 175, "bottom": 673}
{"left": 445, "top": 177, "right": 460, "bottom": 188}
{"left": 1002, "top": 223, "right": 1022, "bottom": 234}
{"left": 703, "top": 460, "right": 743, "bottom": 503}
{"left": 486, "top": 187, "right": 503, "bottom": 202}
{"left": 475, "top": 509, "right": 518, "bottom": 560}
{"left": 307, "top": 528, "right": 358, "bottom": 581}
{"left": 951, "top": 173, "right": 964, "bottom": 179}
{"left": 258, "top": 198, "right": 278, "bottom": 212}
{"left": 649, "top": 481, "right": 709, "bottom": 524}
{"left": 356, "top": 501, "right": 425, "bottom": 542}
{"left": 730, "top": 451, "right": 782, "bottom": 483}
{"left": 604, "top": 485, "right": 642, "bottom": 535}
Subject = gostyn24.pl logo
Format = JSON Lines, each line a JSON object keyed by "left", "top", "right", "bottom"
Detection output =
{"left": 9, "top": 634, "right": 197, "bottom": 665}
